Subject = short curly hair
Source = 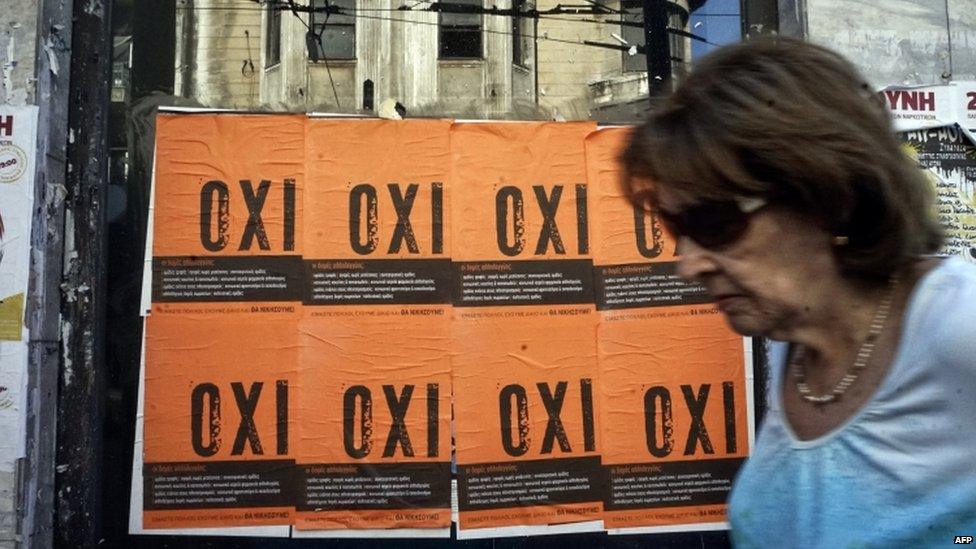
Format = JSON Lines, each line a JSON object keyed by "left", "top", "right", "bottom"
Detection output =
{"left": 621, "top": 37, "right": 943, "bottom": 279}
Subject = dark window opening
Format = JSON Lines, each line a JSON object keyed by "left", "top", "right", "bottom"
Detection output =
{"left": 440, "top": 0, "right": 483, "bottom": 59}
{"left": 512, "top": 0, "right": 533, "bottom": 66}
{"left": 311, "top": 0, "right": 357, "bottom": 60}
{"left": 266, "top": 4, "right": 281, "bottom": 67}
{"left": 363, "top": 79, "right": 375, "bottom": 110}
{"left": 620, "top": 0, "right": 645, "bottom": 72}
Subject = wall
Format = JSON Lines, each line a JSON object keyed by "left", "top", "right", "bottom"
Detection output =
{"left": 950, "top": 0, "right": 976, "bottom": 81}
{"left": 257, "top": 1, "right": 533, "bottom": 117}
{"left": 535, "top": 0, "right": 692, "bottom": 120}
{"left": 176, "top": 0, "right": 262, "bottom": 108}
{"left": 802, "top": 0, "right": 976, "bottom": 86}
{"left": 535, "top": 0, "right": 618, "bottom": 118}
{"left": 0, "top": 3, "right": 38, "bottom": 106}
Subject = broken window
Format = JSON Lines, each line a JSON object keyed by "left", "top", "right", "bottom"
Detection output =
{"left": 440, "top": 0, "right": 483, "bottom": 59}
{"left": 311, "top": 0, "right": 357, "bottom": 60}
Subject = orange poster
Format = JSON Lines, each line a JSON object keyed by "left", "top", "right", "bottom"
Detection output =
{"left": 586, "top": 128, "right": 753, "bottom": 532}
{"left": 139, "top": 115, "right": 753, "bottom": 538}
{"left": 295, "top": 119, "right": 453, "bottom": 531}
{"left": 142, "top": 114, "right": 306, "bottom": 529}
{"left": 450, "top": 122, "right": 605, "bottom": 537}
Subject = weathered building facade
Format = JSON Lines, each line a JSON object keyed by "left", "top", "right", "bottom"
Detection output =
{"left": 168, "top": 0, "right": 975, "bottom": 116}
{"left": 174, "top": 0, "right": 696, "bottom": 118}
{"left": 174, "top": 0, "right": 264, "bottom": 108}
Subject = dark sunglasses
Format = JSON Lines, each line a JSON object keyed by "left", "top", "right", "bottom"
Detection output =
{"left": 654, "top": 196, "right": 768, "bottom": 249}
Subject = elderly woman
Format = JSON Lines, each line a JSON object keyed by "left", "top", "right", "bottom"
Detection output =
{"left": 621, "top": 38, "right": 976, "bottom": 547}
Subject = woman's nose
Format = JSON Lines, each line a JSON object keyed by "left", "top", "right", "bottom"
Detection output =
{"left": 675, "top": 237, "right": 718, "bottom": 282}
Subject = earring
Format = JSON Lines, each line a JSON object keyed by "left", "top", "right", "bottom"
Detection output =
{"left": 832, "top": 235, "right": 850, "bottom": 246}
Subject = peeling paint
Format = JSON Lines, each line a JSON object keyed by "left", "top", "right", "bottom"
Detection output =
{"left": 2, "top": 33, "right": 12, "bottom": 90}
{"left": 42, "top": 37, "right": 60, "bottom": 77}
{"left": 61, "top": 320, "right": 73, "bottom": 387}
{"left": 63, "top": 208, "right": 76, "bottom": 274}
{"left": 84, "top": 0, "right": 104, "bottom": 18}
{"left": 1, "top": 29, "right": 25, "bottom": 104}
{"left": 61, "top": 283, "right": 76, "bottom": 303}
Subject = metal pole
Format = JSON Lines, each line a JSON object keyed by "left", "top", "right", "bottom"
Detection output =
{"left": 643, "top": 0, "right": 672, "bottom": 98}
{"left": 22, "top": 0, "right": 74, "bottom": 545}
{"left": 55, "top": 0, "right": 112, "bottom": 546}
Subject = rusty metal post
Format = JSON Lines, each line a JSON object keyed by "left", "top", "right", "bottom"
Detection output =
{"left": 55, "top": 0, "right": 112, "bottom": 546}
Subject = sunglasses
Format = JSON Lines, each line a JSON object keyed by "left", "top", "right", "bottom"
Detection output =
{"left": 653, "top": 196, "right": 768, "bottom": 249}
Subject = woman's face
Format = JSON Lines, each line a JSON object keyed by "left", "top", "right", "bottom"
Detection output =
{"left": 656, "top": 187, "right": 841, "bottom": 339}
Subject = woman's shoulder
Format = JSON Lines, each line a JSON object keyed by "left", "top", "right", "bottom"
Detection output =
{"left": 911, "top": 256, "right": 976, "bottom": 317}
{"left": 907, "top": 256, "right": 976, "bottom": 365}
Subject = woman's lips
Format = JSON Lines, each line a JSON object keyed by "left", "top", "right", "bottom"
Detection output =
{"left": 714, "top": 295, "right": 745, "bottom": 311}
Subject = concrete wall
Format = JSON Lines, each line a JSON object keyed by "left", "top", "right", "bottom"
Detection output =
{"left": 802, "top": 0, "right": 976, "bottom": 86}
{"left": 950, "top": 0, "right": 976, "bottom": 81}
{"left": 169, "top": 0, "right": 545, "bottom": 116}
{"left": 535, "top": 0, "right": 690, "bottom": 119}
{"left": 254, "top": 0, "right": 535, "bottom": 117}
{"left": 176, "top": 0, "right": 262, "bottom": 108}
{"left": 1, "top": 3, "right": 38, "bottom": 106}
{"left": 535, "top": 0, "right": 618, "bottom": 118}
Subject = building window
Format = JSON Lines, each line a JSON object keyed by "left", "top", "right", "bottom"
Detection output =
{"left": 620, "top": 0, "right": 644, "bottom": 72}
{"left": 266, "top": 4, "right": 281, "bottom": 67}
{"left": 512, "top": 0, "right": 532, "bottom": 66}
{"left": 310, "top": 0, "right": 357, "bottom": 60}
{"left": 440, "top": 0, "right": 482, "bottom": 59}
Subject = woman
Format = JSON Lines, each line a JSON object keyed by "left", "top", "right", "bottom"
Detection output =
{"left": 621, "top": 38, "right": 976, "bottom": 547}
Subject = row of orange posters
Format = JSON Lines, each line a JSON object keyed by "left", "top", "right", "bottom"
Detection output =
{"left": 131, "top": 114, "right": 754, "bottom": 538}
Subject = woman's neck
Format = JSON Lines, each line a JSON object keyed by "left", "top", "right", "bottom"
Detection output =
{"left": 786, "top": 259, "right": 938, "bottom": 376}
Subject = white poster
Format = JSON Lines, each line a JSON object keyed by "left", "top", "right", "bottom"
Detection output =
{"left": 881, "top": 84, "right": 959, "bottom": 132}
{"left": 0, "top": 106, "right": 37, "bottom": 340}
{"left": 0, "top": 105, "right": 38, "bottom": 471}
{"left": 953, "top": 81, "right": 976, "bottom": 134}
{"left": 0, "top": 334, "right": 28, "bottom": 470}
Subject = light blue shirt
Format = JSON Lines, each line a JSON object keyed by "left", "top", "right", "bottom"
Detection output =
{"left": 729, "top": 257, "right": 976, "bottom": 548}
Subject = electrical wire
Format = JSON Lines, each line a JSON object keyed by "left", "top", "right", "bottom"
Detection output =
{"left": 242, "top": 29, "right": 257, "bottom": 76}
{"left": 177, "top": 1, "right": 717, "bottom": 46}
{"left": 181, "top": 2, "right": 743, "bottom": 16}
{"left": 344, "top": 9, "right": 686, "bottom": 60}
{"left": 285, "top": 0, "right": 344, "bottom": 107}
{"left": 180, "top": 0, "right": 703, "bottom": 59}
{"left": 579, "top": 0, "right": 621, "bottom": 15}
